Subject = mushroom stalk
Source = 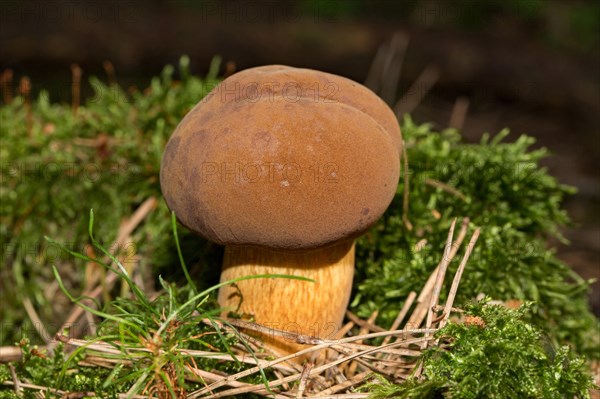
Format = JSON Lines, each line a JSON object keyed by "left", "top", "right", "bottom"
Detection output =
{"left": 218, "top": 239, "right": 355, "bottom": 355}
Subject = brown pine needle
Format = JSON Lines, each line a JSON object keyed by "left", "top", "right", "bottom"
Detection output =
{"left": 440, "top": 228, "right": 481, "bottom": 329}
{"left": 425, "top": 218, "right": 457, "bottom": 335}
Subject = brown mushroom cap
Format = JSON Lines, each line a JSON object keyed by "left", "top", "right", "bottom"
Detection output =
{"left": 192, "top": 65, "right": 402, "bottom": 152}
{"left": 160, "top": 66, "right": 401, "bottom": 250}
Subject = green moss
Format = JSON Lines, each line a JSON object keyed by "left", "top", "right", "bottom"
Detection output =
{"left": 0, "top": 57, "right": 223, "bottom": 346}
{"left": 0, "top": 339, "right": 122, "bottom": 398}
{"left": 1, "top": 56, "right": 598, "bottom": 396}
{"left": 363, "top": 301, "right": 596, "bottom": 398}
{"left": 353, "top": 119, "right": 600, "bottom": 359}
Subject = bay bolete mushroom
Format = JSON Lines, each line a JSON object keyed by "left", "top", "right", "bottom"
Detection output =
{"left": 160, "top": 65, "right": 401, "bottom": 354}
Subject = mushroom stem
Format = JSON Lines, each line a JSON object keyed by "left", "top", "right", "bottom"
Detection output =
{"left": 218, "top": 239, "right": 355, "bottom": 355}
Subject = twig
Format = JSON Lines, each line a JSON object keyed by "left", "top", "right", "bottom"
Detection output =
{"left": 331, "top": 343, "right": 422, "bottom": 358}
{"left": 114, "top": 197, "right": 158, "bottom": 248}
{"left": 8, "top": 363, "right": 21, "bottom": 394}
{"left": 414, "top": 239, "right": 427, "bottom": 252}
{"left": 0, "top": 346, "right": 23, "bottom": 362}
{"left": 412, "top": 218, "right": 459, "bottom": 382}
{"left": 335, "top": 321, "right": 355, "bottom": 339}
{"left": 224, "top": 319, "right": 324, "bottom": 345}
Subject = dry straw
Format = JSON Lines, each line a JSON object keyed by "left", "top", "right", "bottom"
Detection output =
{"left": 2, "top": 205, "right": 480, "bottom": 397}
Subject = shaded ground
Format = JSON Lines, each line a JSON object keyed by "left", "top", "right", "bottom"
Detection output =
{"left": 1, "top": 0, "right": 598, "bottom": 312}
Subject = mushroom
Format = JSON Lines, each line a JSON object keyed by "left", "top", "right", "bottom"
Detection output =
{"left": 160, "top": 65, "right": 401, "bottom": 354}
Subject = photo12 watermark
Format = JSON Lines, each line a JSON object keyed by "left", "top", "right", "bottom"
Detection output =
{"left": 199, "top": 161, "right": 339, "bottom": 185}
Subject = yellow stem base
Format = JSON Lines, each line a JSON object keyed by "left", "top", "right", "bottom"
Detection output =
{"left": 218, "top": 240, "right": 355, "bottom": 356}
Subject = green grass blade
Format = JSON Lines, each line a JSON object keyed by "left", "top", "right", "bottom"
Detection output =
{"left": 171, "top": 211, "right": 197, "bottom": 294}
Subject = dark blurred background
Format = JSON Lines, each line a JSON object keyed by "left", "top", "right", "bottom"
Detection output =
{"left": 1, "top": 0, "right": 598, "bottom": 311}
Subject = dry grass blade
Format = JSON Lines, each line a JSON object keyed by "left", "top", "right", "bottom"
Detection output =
{"left": 440, "top": 228, "right": 481, "bottom": 329}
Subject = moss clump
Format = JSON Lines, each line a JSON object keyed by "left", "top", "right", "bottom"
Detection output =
{"left": 353, "top": 119, "right": 600, "bottom": 358}
{"left": 0, "top": 339, "right": 122, "bottom": 398}
{"left": 0, "top": 57, "right": 223, "bottom": 346}
{"left": 0, "top": 55, "right": 597, "bottom": 387}
{"left": 364, "top": 301, "right": 596, "bottom": 399}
